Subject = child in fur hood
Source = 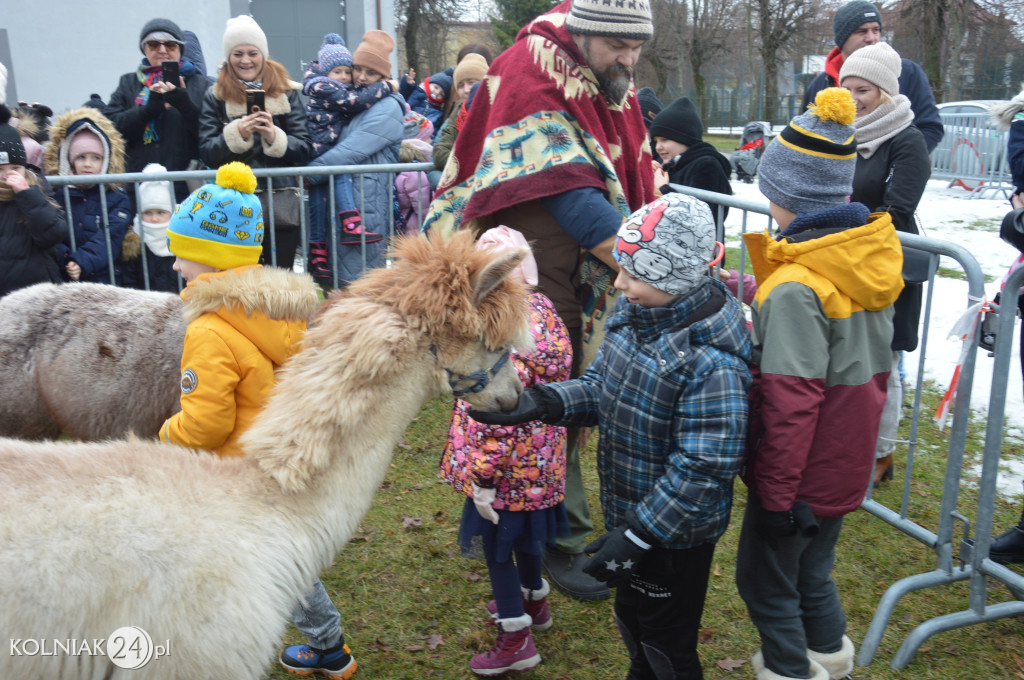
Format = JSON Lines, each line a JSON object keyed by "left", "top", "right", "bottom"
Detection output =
{"left": 45, "top": 107, "right": 137, "bottom": 285}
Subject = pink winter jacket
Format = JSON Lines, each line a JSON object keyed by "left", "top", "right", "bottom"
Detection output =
{"left": 440, "top": 292, "right": 572, "bottom": 511}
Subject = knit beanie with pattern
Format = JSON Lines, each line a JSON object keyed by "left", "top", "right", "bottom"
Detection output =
{"left": 426, "top": 69, "right": 454, "bottom": 106}
{"left": 167, "top": 162, "right": 264, "bottom": 269}
{"left": 839, "top": 41, "right": 901, "bottom": 98}
{"left": 566, "top": 0, "right": 653, "bottom": 40}
{"left": 758, "top": 87, "right": 858, "bottom": 215}
{"left": 139, "top": 18, "right": 185, "bottom": 53}
{"left": 223, "top": 15, "right": 269, "bottom": 60}
{"left": 614, "top": 193, "right": 716, "bottom": 296}
{"left": 833, "top": 1, "right": 882, "bottom": 48}
{"left": 649, "top": 96, "right": 703, "bottom": 147}
{"left": 352, "top": 30, "right": 394, "bottom": 77}
{"left": 318, "top": 33, "right": 352, "bottom": 74}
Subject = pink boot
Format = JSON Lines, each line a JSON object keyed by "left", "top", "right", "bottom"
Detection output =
{"left": 337, "top": 209, "right": 383, "bottom": 245}
{"left": 470, "top": 613, "right": 540, "bottom": 676}
{"left": 308, "top": 241, "right": 332, "bottom": 284}
{"left": 485, "top": 578, "right": 552, "bottom": 631}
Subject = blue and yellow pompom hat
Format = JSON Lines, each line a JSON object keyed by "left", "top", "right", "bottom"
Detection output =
{"left": 166, "top": 162, "right": 264, "bottom": 269}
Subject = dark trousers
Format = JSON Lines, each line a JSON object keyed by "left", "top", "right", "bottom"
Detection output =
{"left": 615, "top": 542, "right": 716, "bottom": 680}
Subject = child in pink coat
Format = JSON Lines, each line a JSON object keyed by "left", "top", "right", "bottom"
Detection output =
{"left": 439, "top": 226, "right": 571, "bottom": 677}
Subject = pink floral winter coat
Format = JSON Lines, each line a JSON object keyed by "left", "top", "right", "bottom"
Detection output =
{"left": 440, "top": 292, "right": 572, "bottom": 511}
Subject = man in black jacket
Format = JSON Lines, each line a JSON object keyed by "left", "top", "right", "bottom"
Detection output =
{"left": 801, "top": 1, "right": 944, "bottom": 152}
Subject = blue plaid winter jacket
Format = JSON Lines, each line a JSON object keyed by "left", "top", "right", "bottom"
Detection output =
{"left": 547, "top": 277, "right": 752, "bottom": 549}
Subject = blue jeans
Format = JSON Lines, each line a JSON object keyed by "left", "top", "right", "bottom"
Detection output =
{"left": 291, "top": 578, "right": 344, "bottom": 650}
{"left": 308, "top": 174, "right": 358, "bottom": 243}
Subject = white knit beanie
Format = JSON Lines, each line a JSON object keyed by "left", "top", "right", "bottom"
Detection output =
{"left": 566, "top": 0, "right": 653, "bottom": 40}
{"left": 839, "top": 42, "right": 901, "bottom": 98}
{"left": 223, "top": 15, "right": 269, "bottom": 60}
{"left": 138, "top": 163, "right": 175, "bottom": 214}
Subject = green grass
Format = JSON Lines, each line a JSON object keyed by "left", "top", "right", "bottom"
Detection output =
{"left": 706, "top": 133, "right": 741, "bottom": 153}
{"left": 265, "top": 382, "right": 1024, "bottom": 679}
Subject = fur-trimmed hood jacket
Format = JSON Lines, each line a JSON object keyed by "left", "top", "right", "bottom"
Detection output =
{"left": 159, "top": 265, "right": 321, "bottom": 457}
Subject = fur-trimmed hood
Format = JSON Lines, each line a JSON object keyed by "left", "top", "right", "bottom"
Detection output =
{"left": 181, "top": 265, "right": 321, "bottom": 365}
{"left": 44, "top": 107, "right": 126, "bottom": 178}
{"left": 991, "top": 86, "right": 1024, "bottom": 131}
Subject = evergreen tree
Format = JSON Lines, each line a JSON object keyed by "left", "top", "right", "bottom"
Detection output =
{"left": 491, "top": 0, "right": 558, "bottom": 48}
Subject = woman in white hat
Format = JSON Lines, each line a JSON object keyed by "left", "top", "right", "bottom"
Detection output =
{"left": 198, "top": 15, "right": 312, "bottom": 270}
{"left": 840, "top": 41, "right": 931, "bottom": 487}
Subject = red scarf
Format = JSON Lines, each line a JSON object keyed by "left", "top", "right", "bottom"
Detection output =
{"left": 425, "top": 0, "right": 655, "bottom": 232}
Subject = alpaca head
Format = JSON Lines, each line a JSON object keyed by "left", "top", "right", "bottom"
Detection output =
{"left": 343, "top": 229, "right": 532, "bottom": 412}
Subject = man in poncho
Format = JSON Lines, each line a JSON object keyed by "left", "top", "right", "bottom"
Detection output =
{"left": 423, "top": 0, "right": 657, "bottom": 602}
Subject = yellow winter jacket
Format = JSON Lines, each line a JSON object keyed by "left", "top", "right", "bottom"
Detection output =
{"left": 160, "top": 265, "right": 321, "bottom": 457}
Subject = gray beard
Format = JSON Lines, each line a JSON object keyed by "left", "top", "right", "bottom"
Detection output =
{"left": 596, "top": 66, "right": 633, "bottom": 102}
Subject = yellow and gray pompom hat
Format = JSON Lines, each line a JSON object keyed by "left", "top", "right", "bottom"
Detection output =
{"left": 757, "top": 87, "right": 858, "bottom": 215}
{"left": 166, "top": 162, "right": 264, "bottom": 269}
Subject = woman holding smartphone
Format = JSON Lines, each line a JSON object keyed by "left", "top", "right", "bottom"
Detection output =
{"left": 105, "top": 18, "right": 211, "bottom": 206}
{"left": 198, "top": 15, "right": 311, "bottom": 270}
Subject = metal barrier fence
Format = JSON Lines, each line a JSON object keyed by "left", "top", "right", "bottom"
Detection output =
{"left": 45, "top": 162, "right": 436, "bottom": 291}
{"left": 672, "top": 184, "right": 1019, "bottom": 671}
{"left": 931, "top": 112, "right": 1013, "bottom": 200}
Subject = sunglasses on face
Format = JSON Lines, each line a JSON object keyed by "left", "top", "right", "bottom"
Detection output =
{"left": 145, "top": 41, "right": 180, "bottom": 51}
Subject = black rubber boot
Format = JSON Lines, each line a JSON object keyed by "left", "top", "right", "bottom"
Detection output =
{"left": 989, "top": 511, "right": 1024, "bottom": 564}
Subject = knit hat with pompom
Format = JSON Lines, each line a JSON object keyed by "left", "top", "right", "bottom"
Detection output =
{"left": 758, "top": 87, "right": 858, "bottom": 215}
{"left": 167, "top": 162, "right": 264, "bottom": 269}
{"left": 318, "top": 33, "right": 352, "bottom": 74}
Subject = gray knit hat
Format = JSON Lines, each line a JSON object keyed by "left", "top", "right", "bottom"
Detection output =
{"left": 839, "top": 41, "right": 901, "bottom": 97}
{"left": 833, "top": 1, "right": 882, "bottom": 48}
{"left": 758, "top": 87, "right": 858, "bottom": 215}
{"left": 566, "top": 0, "right": 653, "bottom": 41}
{"left": 614, "top": 193, "right": 715, "bottom": 296}
{"left": 139, "top": 18, "right": 185, "bottom": 53}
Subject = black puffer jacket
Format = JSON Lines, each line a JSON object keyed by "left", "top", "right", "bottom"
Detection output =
{"left": 0, "top": 178, "right": 65, "bottom": 297}
{"left": 105, "top": 68, "right": 211, "bottom": 201}
{"left": 851, "top": 125, "right": 931, "bottom": 352}
{"left": 197, "top": 87, "right": 312, "bottom": 190}
{"left": 659, "top": 141, "right": 733, "bottom": 223}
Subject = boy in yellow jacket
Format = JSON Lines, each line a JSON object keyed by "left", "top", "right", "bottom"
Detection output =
{"left": 159, "top": 161, "right": 320, "bottom": 457}
{"left": 159, "top": 163, "right": 357, "bottom": 680}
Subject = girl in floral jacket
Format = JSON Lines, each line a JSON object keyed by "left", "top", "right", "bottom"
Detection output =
{"left": 439, "top": 226, "right": 571, "bottom": 676}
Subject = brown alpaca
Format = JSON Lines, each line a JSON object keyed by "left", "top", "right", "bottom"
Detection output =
{"left": 0, "top": 231, "right": 530, "bottom": 680}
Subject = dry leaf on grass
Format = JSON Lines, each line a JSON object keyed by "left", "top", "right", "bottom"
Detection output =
{"left": 426, "top": 633, "right": 444, "bottom": 650}
{"left": 462, "top": 572, "right": 483, "bottom": 582}
{"left": 402, "top": 516, "right": 423, "bottom": 528}
{"left": 716, "top": 657, "right": 746, "bottom": 671}
{"left": 699, "top": 628, "right": 715, "bottom": 644}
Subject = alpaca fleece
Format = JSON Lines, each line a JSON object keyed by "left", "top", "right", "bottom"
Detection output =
{"left": 0, "top": 282, "right": 185, "bottom": 440}
{"left": 0, "top": 230, "right": 530, "bottom": 680}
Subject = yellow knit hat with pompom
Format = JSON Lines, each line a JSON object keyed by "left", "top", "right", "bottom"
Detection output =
{"left": 756, "top": 87, "right": 858, "bottom": 214}
{"left": 166, "top": 161, "right": 264, "bottom": 269}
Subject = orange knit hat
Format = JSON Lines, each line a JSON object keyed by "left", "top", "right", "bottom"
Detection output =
{"left": 352, "top": 30, "right": 393, "bottom": 76}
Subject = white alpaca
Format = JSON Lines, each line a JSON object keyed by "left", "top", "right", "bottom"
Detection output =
{"left": 0, "top": 231, "right": 531, "bottom": 680}
{"left": 0, "top": 282, "right": 185, "bottom": 440}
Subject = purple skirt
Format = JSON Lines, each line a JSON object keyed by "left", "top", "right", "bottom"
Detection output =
{"left": 458, "top": 498, "right": 569, "bottom": 563}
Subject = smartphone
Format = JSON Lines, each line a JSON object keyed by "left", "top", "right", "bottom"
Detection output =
{"left": 161, "top": 60, "right": 180, "bottom": 86}
{"left": 246, "top": 89, "right": 266, "bottom": 114}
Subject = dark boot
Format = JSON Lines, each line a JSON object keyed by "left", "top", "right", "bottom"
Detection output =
{"left": 309, "top": 241, "right": 332, "bottom": 285}
{"left": 990, "top": 512, "right": 1024, "bottom": 564}
{"left": 542, "top": 548, "right": 610, "bottom": 601}
{"left": 337, "top": 209, "right": 382, "bottom": 245}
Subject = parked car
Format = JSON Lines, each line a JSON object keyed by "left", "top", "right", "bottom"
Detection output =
{"left": 932, "top": 100, "right": 1007, "bottom": 190}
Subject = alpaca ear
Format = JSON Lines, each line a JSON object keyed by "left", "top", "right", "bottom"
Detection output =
{"left": 472, "top": 246, "right": 527, "bottom": 306}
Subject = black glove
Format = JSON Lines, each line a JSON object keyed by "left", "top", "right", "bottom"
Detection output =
{"left": 468, "top": 386, "right": 563, "bottom": 426}
{"left": 756, "top": 500, "right": 818, "bottom": 548}
{"left": 582, "top": 523, "right": 653, "bottom": 587}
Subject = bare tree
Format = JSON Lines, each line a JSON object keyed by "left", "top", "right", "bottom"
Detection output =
{"left": 642, "top": 0, "right": 688, "bottom": 96}
{"left": 397, "top": 0, "right": 468, "bottom": 74}
{"left": 685, "top": 0, "right": 737, "bottom": 122}
{"left": 755, "top": 0, "right": 815, "bottom": 122}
